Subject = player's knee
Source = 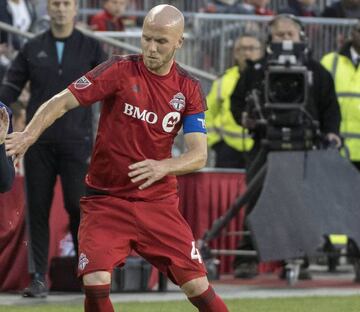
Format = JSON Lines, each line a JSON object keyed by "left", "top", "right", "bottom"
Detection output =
{"left": 82, "top": 271, "right": 111, "bottom": 286}
{"left": 181, "top": 276, "right": 209, "bottom": 298}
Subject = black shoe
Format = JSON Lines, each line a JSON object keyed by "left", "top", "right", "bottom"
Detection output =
{"left": 234, "top": 262, "right": 258, "bottom": 279}
{"left": 22, "top": 278, "right": 48, "bottom": 298}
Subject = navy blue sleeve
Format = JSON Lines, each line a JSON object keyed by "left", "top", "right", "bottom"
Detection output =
{"left": 183, "top": 112, "right": 207, "bottom": 134}
{"left": 0, "top": 144, "right": 14, "bottom": 193}
{"left": 0, "top": 102, "right": 14, "bottom": 193}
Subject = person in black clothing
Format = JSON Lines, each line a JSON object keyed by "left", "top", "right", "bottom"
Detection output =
{"left": 0, "top": 101, "right": 14, "bottom": 192}
{"left": 230, "top": 14, "right": 341, "bottom": 279}
{"left": 0, "top": 0, "right": 37, "bottom": 49}
{"left": 321, "top": 0, "right": 360, "bottom": 18}
{"left": 279, "top": 0, "right": 319, "bottom": 17}
{"left": 0, "top": 0, "right": 106, "bottom": 297}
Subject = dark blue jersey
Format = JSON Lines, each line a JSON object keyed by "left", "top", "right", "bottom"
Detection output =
{"left": 0, "top": 101, "right": 14, "bottom": 193}
{"left": 0, "top": 101, "right": 12, "bottom": 133}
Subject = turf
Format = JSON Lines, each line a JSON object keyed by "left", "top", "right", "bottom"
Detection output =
{"left": 1, "top": 296, "right": 360, "bottom": 312}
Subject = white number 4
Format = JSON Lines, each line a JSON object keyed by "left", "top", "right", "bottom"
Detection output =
{"left": 191, "top": 241, "right": 203, "bottom": 264}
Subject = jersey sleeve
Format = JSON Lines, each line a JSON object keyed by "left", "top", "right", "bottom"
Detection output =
{"left": 0, "top": 103, "right": 14, "bottom": 193}
{"left": 68, "top": 56, "right": 121, "bottom": 106}
{"left": 0, "top": 102, "right": 12, "bottom": 133}
{"left": 8, "top": 108, "right": 12, "bottom": 134}
{"left": 184, "top": 79, "right": 207, "bottom": 116}
{"left": 0, "top": 142, "right": 14, "bottom": 193}
{"left": 90, "top": 15, "right": 106, "bottom": 31}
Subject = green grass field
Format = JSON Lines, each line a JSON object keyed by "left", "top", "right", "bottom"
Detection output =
{"left": 1, "top": 296, "right": 360, "bottom": 312}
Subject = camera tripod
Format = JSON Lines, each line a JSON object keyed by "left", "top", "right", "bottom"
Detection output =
{"left": 198, "top": 148, "right": 267, "bottom": 278}
{"left": 199, "top": 147, "right": 360, "bottom": 285}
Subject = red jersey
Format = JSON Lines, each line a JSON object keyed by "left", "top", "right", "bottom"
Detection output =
{"left": 68, "top": 55, "right": 206, "bottom": 201}
{"left": 90, "top": 10, "right": 125, "bottom": 31}
{"left": 255, "top": 7, "right": 274, "bottom": 16}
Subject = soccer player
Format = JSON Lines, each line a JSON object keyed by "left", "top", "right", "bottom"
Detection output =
{"left": 0, "top": 102, "right": 14, "bottom": 193}
{"left": 6, "top": 5, "right": 229, "bottom": 312}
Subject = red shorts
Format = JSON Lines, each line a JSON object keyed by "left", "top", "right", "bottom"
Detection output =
{"left": 77, "top": 194, "right": 207, "bottom": 286}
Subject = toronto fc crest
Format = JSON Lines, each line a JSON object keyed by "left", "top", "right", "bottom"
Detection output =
{"left": 78, "top": 253, "right": 89, "bottom": 271}
{"left": 169, "top": 92, "right": 186, "bottom": 111}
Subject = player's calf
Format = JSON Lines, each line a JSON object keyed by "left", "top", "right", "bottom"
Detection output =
{"left": 182, "top": 277, "right": 229, "bottom": 312}
{"left": 83, "top": 271, "right": 114, "bottom": 312}
{"left": 188, "top": 285, "right": 229, "bottom": 312}
{"left": 84, "top": 284, "right": 114, "bottom": 312}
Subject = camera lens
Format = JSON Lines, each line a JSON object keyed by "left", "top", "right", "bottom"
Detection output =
{"left": 268, "top": 72, "right": 305, "bottom": 104}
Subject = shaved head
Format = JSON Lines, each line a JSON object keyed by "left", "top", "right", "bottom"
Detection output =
{"left": 143, "top": 5, "right": 184, "bottom": 38}
{"left": 141, "top": 5, "right": 185, "bottom": 75}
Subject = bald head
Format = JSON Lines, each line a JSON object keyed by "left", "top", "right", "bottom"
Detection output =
{"left": 141, "top": 5, "right": 185, "bottom": 75}
{"left": 143, "top": 5, "right": 184, "bottom": 36}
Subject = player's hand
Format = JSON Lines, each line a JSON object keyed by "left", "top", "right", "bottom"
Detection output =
{"left": 5, "top": 130, "right": 35, "bottom": 163}
{"left": 128, "top": 159, "right": 168, "bottom": 190}
{"left": 326, "top": 132, "right": 342, "bottom": 149}
{"left": 0, "top": 107, "right": 9, "bottom": 145}
{"left": 241, "top": 112, "right": 256, "bottom": 129}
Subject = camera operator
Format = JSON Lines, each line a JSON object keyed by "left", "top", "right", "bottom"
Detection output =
{"left": 230, "top": 14, "right": 341, "bottom": 279}
{"left": 321, "top": 19, "right": 360, "bottom": 172}
{"left": 206, "top": 33, "right": 264, "bottom": 168}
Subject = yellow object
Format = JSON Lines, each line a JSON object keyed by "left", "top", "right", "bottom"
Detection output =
{"left": 205, "top": 66, "right": 253, "bottom": 152}
{"left": 321, "top": 52, "right": 360, "bottom": 161}
{"left": 328, "top": 234, "right": 348, "bottom": 246}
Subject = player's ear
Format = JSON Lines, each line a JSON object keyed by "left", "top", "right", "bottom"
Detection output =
{"left": 176, "top": 36, "right": 184, "bottom": 49}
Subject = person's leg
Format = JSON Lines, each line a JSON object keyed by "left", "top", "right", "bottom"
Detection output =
{"left": 134, "top": 195, "right": 229, "bottom": 312}
{"left": 182, "top": 276, "right": 229, "bottom": 312}
{"left": 23, "top": 143, "right": 57, "bottom": 297}
{"left": 83, "top": 271, "right": 114, "bottom": 312}
{"left": 58, "top": 142, "right": 90, "bottom": 256}
{"left": 78, "top": 195, "right": 136, "bottom": 312}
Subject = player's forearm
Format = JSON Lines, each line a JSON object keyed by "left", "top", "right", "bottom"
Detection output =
{"left": 23, "top": 90, "right": 76, "bottom": 144}
{"left": 163, "top": 132, "right": 208, "bottom": 176}
{"left": 163, "top": 146, "right": 207, "bottom": 176}
{"left": 128, "top": 133, "right": 207, "bottom": 189}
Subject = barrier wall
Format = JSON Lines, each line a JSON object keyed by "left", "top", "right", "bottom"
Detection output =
{"left": 0, "top": 170, "right": 247, "bottom": 291}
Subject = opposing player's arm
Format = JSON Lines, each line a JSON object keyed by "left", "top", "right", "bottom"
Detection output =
{"left": 0, "top": 107, "right": 9, "bottom": 145}
{"left": 5, "top": 89, "right": 80, "bottom": 160}
{"left": 0, "top": 106, "right": 15, "bottom": 192}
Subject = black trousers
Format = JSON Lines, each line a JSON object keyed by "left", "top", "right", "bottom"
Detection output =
{"left": 352, "top": 161, "right": 360, "bottom": 172}
{"left": 24, "top": 142, "right": 90, "bottom": 275}
{"left": 212, "top": 140, "right": 248, "bottom": 169}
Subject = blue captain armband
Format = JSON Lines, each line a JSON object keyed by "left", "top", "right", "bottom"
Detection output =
{"left": 183, "top": 112, "right": 207, "bottom": 134}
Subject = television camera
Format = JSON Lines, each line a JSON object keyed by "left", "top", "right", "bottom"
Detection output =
{"left": 245, "top": 40, "right": 321, "bottom": 151}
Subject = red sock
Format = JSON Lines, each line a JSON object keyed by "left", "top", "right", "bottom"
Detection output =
{"left": 84, "top": 284, "right": 114, "bottom": 312}
{"left": 188, "top": 285, "right": 229, "bottom": 312}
